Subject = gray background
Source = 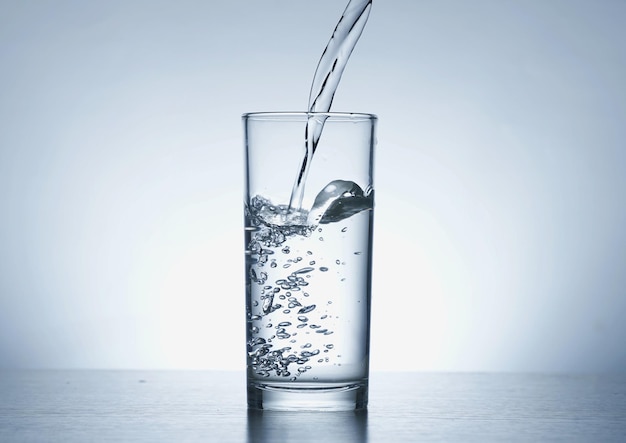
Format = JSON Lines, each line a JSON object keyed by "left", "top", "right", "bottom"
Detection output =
{"left": 1, "top": 0, "right": 625, "bottom": 372}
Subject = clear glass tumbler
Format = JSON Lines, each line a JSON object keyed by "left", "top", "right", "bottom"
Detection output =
{"left": 243, "top": 112, "right": 376, "bottom": 410}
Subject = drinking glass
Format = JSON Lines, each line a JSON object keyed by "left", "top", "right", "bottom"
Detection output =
{"left": 243, "top": 112, "right": 376, "bottom": 410}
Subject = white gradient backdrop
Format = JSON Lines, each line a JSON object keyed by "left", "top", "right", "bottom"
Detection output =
{"left": 1, "top": 0, "right": 625, "bottom": 372}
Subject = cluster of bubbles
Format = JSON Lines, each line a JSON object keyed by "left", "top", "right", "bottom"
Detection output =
{"left": 246, "top": 196, "right": 338, "bottom": 380}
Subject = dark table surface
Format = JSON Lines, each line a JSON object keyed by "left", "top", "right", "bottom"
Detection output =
{"left": 1, "top": 370, "right": 625, "bottom": 442}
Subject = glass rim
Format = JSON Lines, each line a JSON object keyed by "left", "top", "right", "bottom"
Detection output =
{"left": 242, "top": 111, "right": 377, "bottom": 121}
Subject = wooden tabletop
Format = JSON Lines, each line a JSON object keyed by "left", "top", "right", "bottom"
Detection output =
{"left": 1, "top": 371, "right": 625, "bottom": 442}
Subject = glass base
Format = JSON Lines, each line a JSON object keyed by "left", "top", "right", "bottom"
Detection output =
{"left": 247, "top": 380, "right": 368, "bottom": 411}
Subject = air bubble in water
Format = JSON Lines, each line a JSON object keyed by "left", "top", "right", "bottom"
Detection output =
{"left": 298, "top": 305, "right": 316, "bottom": 314}
{"left": 262, "top": 294, "right": 274, "bottom": 314}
